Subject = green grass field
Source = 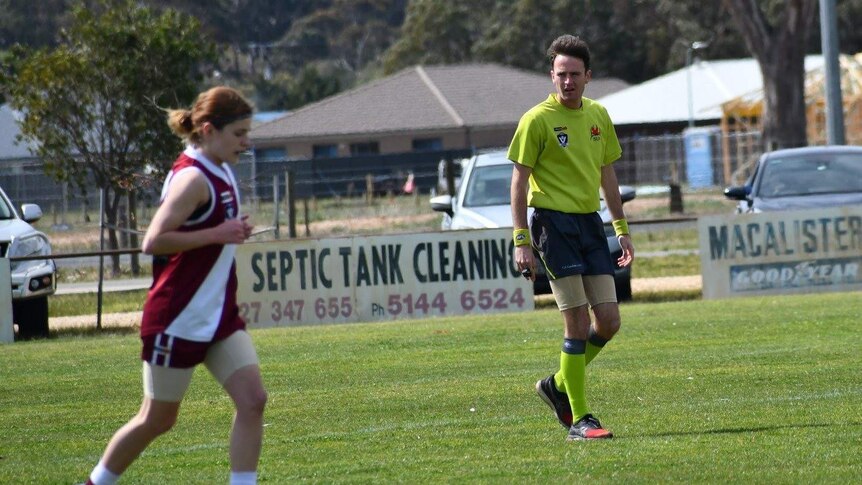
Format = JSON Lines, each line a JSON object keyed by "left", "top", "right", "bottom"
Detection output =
{"left": 3, "top": 292, "right": 860, "bottom": 484}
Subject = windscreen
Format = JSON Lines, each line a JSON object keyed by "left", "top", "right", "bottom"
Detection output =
{"left": 463, "top": 164, "right": 513, "bottom": 207}
{"left": 759, "top": 153, "right": 862, "bottom": 198}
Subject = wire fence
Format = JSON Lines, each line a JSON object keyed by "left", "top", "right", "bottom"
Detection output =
{"left": 0, "top": 129, "right": 802, "bottom": 227}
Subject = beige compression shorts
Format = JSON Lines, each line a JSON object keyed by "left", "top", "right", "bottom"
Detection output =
{"left": 549, "top": 274, "right": 617, "bottom": 311}
{"left": 143, "top": 330, "right": 259, "bottom": 402}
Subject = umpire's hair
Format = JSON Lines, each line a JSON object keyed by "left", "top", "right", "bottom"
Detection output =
{"left": 547, "top": 35, "right": 591, "bottom": 71}
{"left": 167, "top": 86, "right": 254, "bottom": 144}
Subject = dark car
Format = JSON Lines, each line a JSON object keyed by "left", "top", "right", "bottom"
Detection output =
{"left": 430, "top": 149, "right": 636, "bottom": 300}
{"left": 724, "top": 145, "right": 862, "bottom": 213}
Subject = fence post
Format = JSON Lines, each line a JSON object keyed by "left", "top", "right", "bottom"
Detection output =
{"left": 286, "top": 170, "right": 296, "bottom": 238}
{"left": 669, "top": 136, "right": 684, "bottom": 213}
{"left": 303, "top": 198, "right": 310, "bottom": 236}
{"left": 272, "top": 174, "right": 280, "bottom": 239}
{"left": 251, "top": 150, "right": 258, "bottom": 213}
{"left": 668, "top": 161, "right": 684, "bottom": 213}
{"left": 721, "top": 117, "right": 732, "bottom": 186}
{"left": 0, "top": 259, "right": 13, "bottom": 344}
{"left": 97, "top": 189, "right": 105, "bottom": 330}
{"left": 62, "top": 181, "right": 69, "bottom": 226}
{"left": 365, "top": 174, "right": 374, "bottom": 205}
{"left": 445, "top": 158, "right": 456, "bottom": 196}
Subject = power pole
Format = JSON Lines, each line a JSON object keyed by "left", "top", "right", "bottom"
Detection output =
{"left": 819, "top": 0, "right": 845, "bottom": 145}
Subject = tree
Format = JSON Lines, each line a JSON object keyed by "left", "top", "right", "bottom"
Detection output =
{"left": 470, "top": 0, "right": 558, "bottom": 73}
{"left": 723, "top": 0, "right": 819, "bottom": 149}
{"left": 250, "top": 64, "right": 342, "bottom": 111}
{"left": 381, "top": 0, "right": 751, "bottom": 84}
{"left": 288, "top": 0, "right": 405, "bottom": 73}
{"left": 0, "top": 0, "right": 69, "bottom": 49}
{"left": 381, "top": 0, "right": 489, "bottom": 73}
{"left": 1, "top": 0, "right": 215, "bottom": 275}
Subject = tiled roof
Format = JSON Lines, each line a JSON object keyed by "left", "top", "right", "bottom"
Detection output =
{"left": 251, "top": 63, "right": 629, "bottom": 141}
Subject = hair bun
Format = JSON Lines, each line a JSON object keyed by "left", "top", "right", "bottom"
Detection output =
{"left": 179, "top": 110, "right": 193, "bottom": 130}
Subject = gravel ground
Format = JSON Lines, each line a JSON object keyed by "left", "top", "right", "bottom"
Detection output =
{"left": 51, "top": 311, "right": 143, "bottom": 329}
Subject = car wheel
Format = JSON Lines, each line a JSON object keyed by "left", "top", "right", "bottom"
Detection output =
{"left": 615, "top": 276, "right": 632, "bottom": 302}
{"left": 12, "top": 297, "right": 50, "bottom": 340}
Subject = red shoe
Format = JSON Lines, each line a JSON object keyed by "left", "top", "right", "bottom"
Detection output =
{"left": 567, "top": 414, "right": 613, "bottom": 440}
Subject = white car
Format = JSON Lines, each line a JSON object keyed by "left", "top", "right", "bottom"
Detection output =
{"left": 0, "top": 186, "right": 56, "bottom": 339}
{"left": 430, "top": 149, "right": 635, "bottom": 299}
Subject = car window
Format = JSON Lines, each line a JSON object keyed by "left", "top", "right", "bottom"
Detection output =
{"left": 759, "top": 154, "right": 862, "bottom": 197}
{"left": 0, "top": 193, "right": 13, "bottom": 220}
{"left": 464, "top": 164, "right": 512, "bottom": 207}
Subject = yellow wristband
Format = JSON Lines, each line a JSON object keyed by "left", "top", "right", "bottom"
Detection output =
{"left": 513, "top": 229, "right": 531, "bottom": 247}
{"left": 612, "top": 219, "right": 629, "bottom": 237}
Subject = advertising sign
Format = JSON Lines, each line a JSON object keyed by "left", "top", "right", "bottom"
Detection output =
{"left": 698, "top": 206, "right": 862, "bottom": 299}
{"left": 235, "top": 228, "right": 533, "bottom": 327}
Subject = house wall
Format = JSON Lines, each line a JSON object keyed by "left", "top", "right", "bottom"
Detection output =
{"left": 254, "top": 125, "right": 518, "bottom": 162}
{"left": 254, "top": 118, "right": 721, "bottom": 161}
{"left": 257, "top": 129, "right": 479, "bottom": 159}
{"left": 468, "top": 126, "right": 517, "bottom": 150}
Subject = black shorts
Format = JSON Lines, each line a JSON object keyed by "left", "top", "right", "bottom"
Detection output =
{"left": 530, "top": 209, "right": 614, "bottom": 280}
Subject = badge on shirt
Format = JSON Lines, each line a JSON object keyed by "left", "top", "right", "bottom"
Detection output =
{"left": 557, "top": 132, "right": 569, "bottom": 148}
{"left": 221, "top": 190, "right": 237, "bottom": 219}
{"left": 590, "top": 125, "right": 602, "bottom": 141}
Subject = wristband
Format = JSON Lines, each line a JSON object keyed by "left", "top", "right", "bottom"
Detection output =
{"left": 513, "top": 228, "right": 531, "bottom": 247}
{"left": 612, "top": 219, "right": 629, "bottom": 237}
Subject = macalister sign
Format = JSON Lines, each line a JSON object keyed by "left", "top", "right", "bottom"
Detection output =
{"left": 698, "top": 206, "right": 862, "bottom": 299}
{"left": 235, "top": 228, "right": 533, "bottom": 327}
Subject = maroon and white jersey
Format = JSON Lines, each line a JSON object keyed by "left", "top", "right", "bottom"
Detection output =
{"left": 141, "top": 146, "right": 245, "bottom": 342}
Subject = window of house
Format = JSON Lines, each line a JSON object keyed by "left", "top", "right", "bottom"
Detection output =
{"left": 254, "top": 148, "right": 286, "bottom": 161}
{"left": 313, "top": 144, "right": 338, "bottom": 158}
{"left": 412, "top": 138, "right": 443, "bottom": 151}
{"left": 349, "top": 141, "right": 379, "bottom": 155}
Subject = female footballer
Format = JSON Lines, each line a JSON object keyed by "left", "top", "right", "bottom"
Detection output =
{"left": 84, "top": 86, "right": 267, "bottom": 485}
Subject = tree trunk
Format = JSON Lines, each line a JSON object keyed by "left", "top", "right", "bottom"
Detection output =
{"left": 128, "top": 191, "right": 140, "bottom": 275}
{"left": 722, "top": 0, "right": 817, "bottom": 151}
{"left": 232, "top": 43, "right": 241, "bottom": 76}
{"left": 759, "top": 48, "right": 808, "bottom": 150}
{"left": 104, "top": 189, "right": 122, "bottom": 276}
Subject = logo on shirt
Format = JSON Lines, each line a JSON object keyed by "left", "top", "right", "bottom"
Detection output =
{"left": 557, "top": 132, "right": 569, "bottom": 148}
{"left": 221, "top": 190, "right": 237, "bottom": 219}
{"left": 590, "top": 125, "right": 602, "bottom": 141}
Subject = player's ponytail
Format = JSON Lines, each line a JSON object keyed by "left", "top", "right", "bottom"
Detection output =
{"left": 167, "top": 109, "right": 194, "bottom": 139}
{"left": 166, "top": 87, "right": 253, "bottom": 144}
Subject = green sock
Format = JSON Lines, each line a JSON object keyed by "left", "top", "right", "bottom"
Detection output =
{"left": 553, "top": 371, "right": 565, "bottom": 392}
{"left": 585, "top": 329, "right": 610, "bottom": 366}
{"left": 559, "top": 338, "right": 590, "bottom": 421}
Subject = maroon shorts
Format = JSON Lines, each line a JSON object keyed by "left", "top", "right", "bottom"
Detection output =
{"left": 141, "top": 331, "right": 236, "bottom": 369}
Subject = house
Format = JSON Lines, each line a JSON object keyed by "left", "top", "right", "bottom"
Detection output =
{"left": 0, "top": 104, "right": 37, "bottom": 164}
{"left": 250, "top": 63, "right": 629, "bottom": 160}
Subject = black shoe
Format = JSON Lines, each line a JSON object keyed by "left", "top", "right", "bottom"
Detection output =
{"left": 567, "top": 413, "right": 613, "bottom": 441}
{"left": 535, "top": 375, "right": 573, "bottom": 429}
